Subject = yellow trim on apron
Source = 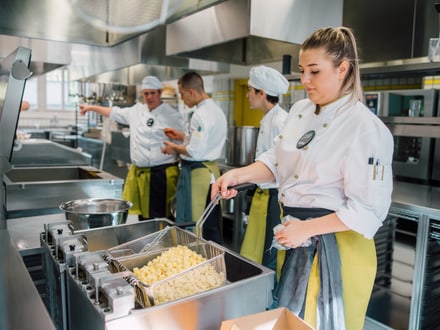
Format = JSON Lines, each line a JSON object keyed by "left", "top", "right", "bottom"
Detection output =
{"left": 122, "top": 164, "right": 179, "bottom": 218}
{"left": 240, "top": 188, "right": 269, "bottom": 264}
{"left": 190, "top": 161, "right": 219, "bottom": 221}
{"left": 303, "top": 230, "right": 377, "bottom": 330}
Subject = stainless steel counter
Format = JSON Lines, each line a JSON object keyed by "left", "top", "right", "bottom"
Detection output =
{"left": 0, "top": 229, "right": 55, "bottom": 330}
{"left": 391, "top": 181, "right": 440, "bottom": 217}
{"left": 6, "top": 213, "right": 140, "bottom": 251}
{"left": 3, "top": 181, "right": 440, "bottom": 330}
{"left": 372, "top": 180, "right": 440, "bottom": 330}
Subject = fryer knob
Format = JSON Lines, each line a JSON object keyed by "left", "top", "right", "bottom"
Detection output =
{"left": 69, "top": 244, "right": 76, "bottom": 251}
{"left": 57, "top": 228, "right": 63, "bottom": 235}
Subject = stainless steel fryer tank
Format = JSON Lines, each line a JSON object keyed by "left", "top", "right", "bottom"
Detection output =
{"left": 40, "top": 218, "right": 174, "bottom": 330}
{"left": 66, "top": 244, "right": 274, "bottom": 330}
{"left": 3, "top": 166, "right": 123, "bottom": 217}
{"left": 63, "top": 224, "right": 275, "bottom": 330}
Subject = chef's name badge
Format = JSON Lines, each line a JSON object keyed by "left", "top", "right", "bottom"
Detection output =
{"left": 296, "top": 130, "right": 315, "bottom": 149}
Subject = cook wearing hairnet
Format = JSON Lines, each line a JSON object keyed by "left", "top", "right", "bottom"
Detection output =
{"left": 240, "top": 65, "right": 289, "bottom": 273}
{"left": 79, "top": 76, "right": 184, "bottom": 220}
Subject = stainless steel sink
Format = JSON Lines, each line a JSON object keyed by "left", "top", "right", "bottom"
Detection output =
{"left": 3, "top": 166, "right": 123, "bottom": 217}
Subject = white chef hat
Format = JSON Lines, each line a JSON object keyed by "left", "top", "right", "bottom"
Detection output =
{"left": 141, "top": 76, "right": 163, "bottom": 90}
{"left": 248, "top": 65, "right": 289, "bottom": 96}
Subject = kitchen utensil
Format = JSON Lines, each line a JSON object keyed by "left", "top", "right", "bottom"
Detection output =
{"left": 195, "top": 183, "right": 256, "bottom": 240}
{"left": 60, "top": 198, "right": 132, "bottom": 230}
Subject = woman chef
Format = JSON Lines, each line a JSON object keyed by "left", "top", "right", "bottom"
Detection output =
{"left": 211, "top": 26, "right": 394, "bottom": 330}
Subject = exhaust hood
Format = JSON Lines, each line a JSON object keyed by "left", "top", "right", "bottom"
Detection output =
{"left": 166, "top": 0, "right": 343, "bottom": 66}
{"left": 68, "top": 25, "right": 229, "bottom": 83}
{"left": 0, "top": 0, "right": 228, "bottom": 79}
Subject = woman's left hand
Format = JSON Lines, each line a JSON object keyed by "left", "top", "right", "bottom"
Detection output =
{"left": 274, "top": 219, "right": 312, "bottom": 248}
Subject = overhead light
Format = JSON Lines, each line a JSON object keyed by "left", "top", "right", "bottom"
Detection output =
{"left": 70, "top": 0, "right": 183, "bottom": 34}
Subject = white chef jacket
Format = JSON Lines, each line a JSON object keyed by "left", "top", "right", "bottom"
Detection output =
{"left": 258, "top": 94, "right": 394, "bottom": 239}
{"left": 182, "top": 98, "right": 227, "bottom": 161}
{"left": 110, "top": 102, "right": 184, "bottom": 167}
{"left": 255, "top": 104, "right": 288, "bottom": 189}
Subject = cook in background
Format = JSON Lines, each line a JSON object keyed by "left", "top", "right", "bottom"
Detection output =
{"left": 240, "top": 65, "right": 288, "bottom": 272}
{"left": 162, "top": 71, "right": 227, "bottom": 244}
{"left": 211, "top": 26, "right": 393, "bottom": 330}
{"left": 79, "top": 76, "right": 184, "bottom": 220}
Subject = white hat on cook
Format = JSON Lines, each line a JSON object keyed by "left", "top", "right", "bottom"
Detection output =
{"left": 141, "top": 76, "right": 163, "bottom": 90}
{"left": 248, "top": 65, "right": 289, "bottom": 96}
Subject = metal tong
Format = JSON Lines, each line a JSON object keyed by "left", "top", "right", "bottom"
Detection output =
{"left": 195, "top": 183, "right": 256, "bottom": 240}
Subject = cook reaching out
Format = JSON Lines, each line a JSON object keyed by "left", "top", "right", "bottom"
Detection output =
{"left": 211, "top": 26, "right": 394, "bottom": 330}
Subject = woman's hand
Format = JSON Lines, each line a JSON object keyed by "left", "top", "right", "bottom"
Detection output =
{"left": 274, "top": 219, "right": 312, "bottom": 248}
{"left": 211, "top": 170, "right": 241, "bottom": 200}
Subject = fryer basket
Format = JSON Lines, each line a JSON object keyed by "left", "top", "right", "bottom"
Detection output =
{"left": 106, "top": 226, "right": 226, "bottom": 307}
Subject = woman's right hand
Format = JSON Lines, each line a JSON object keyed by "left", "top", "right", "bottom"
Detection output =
{"left": 211, "top": 169, "right": 241, "bottom": 200}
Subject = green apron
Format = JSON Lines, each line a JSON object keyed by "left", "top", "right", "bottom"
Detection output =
{"left": 176, "top": 160, "right": 222, "bottom": 243}
{"left": 240, "top": 187, "right": 281, "bottom": 270}
{"left": 122, "top": 163, "right": 179, "bottom": 219}
{"left": 304, "top": 230, "right": 376, "bottom": 330}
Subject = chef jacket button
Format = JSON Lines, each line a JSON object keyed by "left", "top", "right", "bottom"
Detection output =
{"left": 281, "top": 193, "right": 285, "bottom": 197}
{"left": 294, "top": 174, "right": 299, "bottom": 179}
{"left": 323, "top": 122, "right": 328, "bottom": 128}
{"left": 303, "top": 146, "right": 308, "bottom": 150}
{"left": 279, "top": 134, "right": 283, "bottom": 139}
{"left": 275, "top": 162, "right": 278, "bottom": 167}
{"left": 299, "top": 114, "right": 302, "bottom": 119}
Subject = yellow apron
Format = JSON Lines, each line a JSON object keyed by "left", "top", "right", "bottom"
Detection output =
{"left": 303, "top": 230, "right": 377, "bottom": 330}
{"left": 190, "top": 161, "right": 219, "bottom": 221}
{"left": 122, "top": 164, "right": 179, "bottom": 218}
{"left": 240, "top": 188, "right": 269, "bottom": 264}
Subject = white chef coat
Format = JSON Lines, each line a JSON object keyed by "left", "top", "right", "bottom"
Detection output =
{"left": 255, "top": 104, "right": 288, "bottom": 189}
{"left": 110, "top": 102, "right": 184, "bottom": 167}
{"left": 182, "top": 98, "right": 227, "bottom": 161}
{"left": 258, "top": 94, "right": 394, "bottom": 239}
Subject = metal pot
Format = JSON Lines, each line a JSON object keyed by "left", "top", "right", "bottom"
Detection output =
{"left": 59, "top": 198, "right": 132, "bottom": 230}
{"left": 224, "top": 126, "right": 259, "bottom": 166}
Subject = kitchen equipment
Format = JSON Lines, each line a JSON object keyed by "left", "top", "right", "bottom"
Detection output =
{"left": 106, "top": 227, "right": 226, "bottom": 307}
{"left": 10, "top": 138, "right": 92, "bottom": 167}
{"left": 41, "top": 218, "right": 174, "bottom": 330}
{"left": 3, "top": 166, "right": 124, "bottom": 218}
{"left": 368, "top": 89, "right": 439, "bottom": 181}
{"left": 409, "top": 99, "right": 422, "bottom": 117}
{"left": 65, "top": 225, "right": 274, "bottom": 330}
{"left": 0, "top": 46, "right": 32, "bottom": 223}
{"left": 60, "top": 198, "right": 132, "bottom": 230}
{"left": 431, "top": 110, "right": 440, "bottom": 183}
{"left": 225, "top": 126, "right": 259, "bottom": 166}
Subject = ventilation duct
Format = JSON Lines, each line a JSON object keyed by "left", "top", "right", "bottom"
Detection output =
{"left": 166, "top": 0, "right": 343, "bottom": 66}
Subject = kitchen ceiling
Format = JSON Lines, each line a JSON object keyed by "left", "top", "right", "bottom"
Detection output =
{"left": 0, "top": 0, "right": 224, "bottom": 47}
{"left": 0, "top": 0, "right": 228, "bottom": 80}
{"left": 0, "top": 0, "right": 343, "bottom": 81}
